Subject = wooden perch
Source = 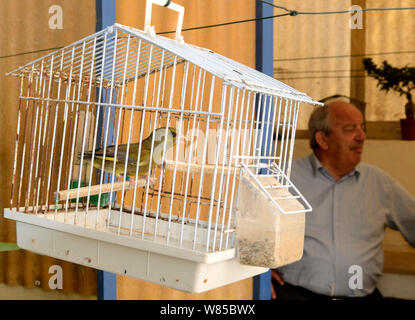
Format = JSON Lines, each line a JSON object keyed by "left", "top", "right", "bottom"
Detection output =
{"left": 54, "top": 178, "right": 148, "bottom": 202}
{"left": 54, "top": 162, "right": 242, "bottom": 202}
{"left": 164, "top": 160, "right": 240, "bottom": 175}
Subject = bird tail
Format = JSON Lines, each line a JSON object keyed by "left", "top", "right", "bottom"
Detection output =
{"left": 75, "top": 150, "right": 94, "bottom": 165}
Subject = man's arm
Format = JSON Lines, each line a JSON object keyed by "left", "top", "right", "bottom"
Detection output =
{"left": 385, "top": 177, "right": 415, "bottom": 247}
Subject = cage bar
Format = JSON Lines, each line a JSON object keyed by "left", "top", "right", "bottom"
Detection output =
{"left": 5, "top": 22, "right": 322, "bottom": 293}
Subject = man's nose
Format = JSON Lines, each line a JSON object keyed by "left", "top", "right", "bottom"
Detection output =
{"left": 356, "top": 126, "right": 366, "bottom": 141}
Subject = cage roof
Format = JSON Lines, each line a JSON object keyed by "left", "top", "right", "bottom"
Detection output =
{"left": 8, "top": 23, "right": 322, "bottom": 106}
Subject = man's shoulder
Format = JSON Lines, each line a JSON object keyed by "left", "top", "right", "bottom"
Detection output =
{"left": 357, "top": 162, "right": 395, "bottom": 182}
{"left": 357, "top": 161, "right": 388, "bottom": 175}
{"left": 292, "top": 155, "right": 312, "bottom": 166}
{"left": 291, "top": 155, "right": 314, "bottom": 178}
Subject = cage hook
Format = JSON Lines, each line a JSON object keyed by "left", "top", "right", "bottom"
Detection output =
{"left": 144, "top": 0, "right": 185, "bottom": 43}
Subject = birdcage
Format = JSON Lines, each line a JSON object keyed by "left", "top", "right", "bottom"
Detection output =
{"left": 3, "top": 1, "right": 322, "bottom": 293}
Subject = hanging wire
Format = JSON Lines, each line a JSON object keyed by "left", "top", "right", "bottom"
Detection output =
{"left": 158, "top": 12, "right": 292, "bottom": 34}
{"left": 0, "top": 47, "right": 65, "bottom": 60}
{"left": 2, "top": 3, "right": 415, "bottom": 61}
{"left": 279, "top": 75, "right": 367, "bottom": 80}
{"left": 260, "top": 0, "right": 415, "bottom": 16}
{"left": 276, "top": 69, "right": 366, "bottom": 74}
{"left": 274, "top": 50, "right": 415, "bottom": 62}
{"left": 158, "top": 3, "right": 415, "bottom": 35}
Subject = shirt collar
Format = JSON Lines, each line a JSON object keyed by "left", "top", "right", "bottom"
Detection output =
{"left": 309, "top": 153, "right": 361, "bottom": 181}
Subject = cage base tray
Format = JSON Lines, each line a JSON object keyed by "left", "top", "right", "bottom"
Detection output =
{"left": 4, "top": 208, "right": 267, "bottom": 293}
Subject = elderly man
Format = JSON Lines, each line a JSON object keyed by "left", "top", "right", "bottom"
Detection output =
{"left": 271, "top": 100, "right": 415, "bottom": 300}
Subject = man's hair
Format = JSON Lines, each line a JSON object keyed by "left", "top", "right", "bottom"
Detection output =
{"left": 309, "top": 97, "right": 363, "bottom": 150}
{"left": 309, "top": 98, "right": 359, "bottom": 150}
{"left": 308, "top": 105, "right": 331, "bottom": 150}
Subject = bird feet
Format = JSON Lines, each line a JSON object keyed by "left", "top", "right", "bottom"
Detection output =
{"left": 136, "top": 175, "right": 156, "bottom": 187}
{"left": 123, "top": 175, "right": 156, "bottom": 190}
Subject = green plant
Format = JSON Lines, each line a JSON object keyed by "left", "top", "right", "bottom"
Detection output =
{"left": 363, "top": 58, "right": 415, "bottom": 119}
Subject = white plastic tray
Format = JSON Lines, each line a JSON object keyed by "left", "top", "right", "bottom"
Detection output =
{"left": 4, "top": 208, "right": 267, "bottom": 293}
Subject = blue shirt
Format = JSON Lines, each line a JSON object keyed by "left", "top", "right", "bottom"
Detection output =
{"left": 278, "top": 154, "right": 415, "bottom": 297}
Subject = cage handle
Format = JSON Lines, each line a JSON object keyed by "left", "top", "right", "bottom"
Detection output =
{"left": 144, "top": 0, "right": 185, "bottom": 43}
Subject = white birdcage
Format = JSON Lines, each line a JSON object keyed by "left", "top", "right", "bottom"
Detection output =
{"left": 3, "top": 1, "right": 322, "bottom": 293}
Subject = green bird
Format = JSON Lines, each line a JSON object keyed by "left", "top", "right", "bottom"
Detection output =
{"left": 78, "top": 127, "right": 177, "bottom": 182}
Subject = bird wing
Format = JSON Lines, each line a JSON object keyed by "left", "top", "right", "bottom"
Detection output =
{"left": 92, "top": 144, "right": 137, "bottom": 164}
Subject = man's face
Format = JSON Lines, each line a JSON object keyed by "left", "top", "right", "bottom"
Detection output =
{"left": 325, "top": 103, "right": 366, "bottom": 169}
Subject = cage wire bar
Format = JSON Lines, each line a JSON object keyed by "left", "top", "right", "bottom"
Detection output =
{"left": 9, "top": 25, "right": 318, "bottom": 248}
{"left": 5, "top": 22, "right": 322, "bottom": 291}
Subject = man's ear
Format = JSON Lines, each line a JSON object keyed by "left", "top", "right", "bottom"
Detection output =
{"left": 315, "top": 131, "right": 329, "bottom": 150}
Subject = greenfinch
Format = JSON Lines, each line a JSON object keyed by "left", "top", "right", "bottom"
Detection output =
{"left": 78, "top": 127, "right": 177, "bottom": 179}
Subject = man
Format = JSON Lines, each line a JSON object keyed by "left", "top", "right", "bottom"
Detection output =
{"left": 271, "top": 100, "right": 415, "bottom": 299}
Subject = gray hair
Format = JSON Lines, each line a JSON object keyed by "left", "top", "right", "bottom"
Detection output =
{"left": 308, "top": 105, "right": 331, "bottom": 150}
{"left": 309, "top": 98, "right": 359, "bottom": 150}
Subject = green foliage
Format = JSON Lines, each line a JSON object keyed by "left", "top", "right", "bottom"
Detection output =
{"left": 363, "top": 58, "right": 415, "bottom": 119}
{"left": 363, "top": 58, "right": 415, "bottom": 99}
